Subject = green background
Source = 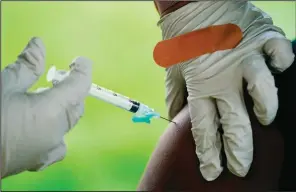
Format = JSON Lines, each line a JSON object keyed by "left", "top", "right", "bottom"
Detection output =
{"left": 1, "top": 1, "right": 295, "bottom": 190}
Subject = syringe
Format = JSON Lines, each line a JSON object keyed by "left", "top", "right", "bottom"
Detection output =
{"left": 46, "top": 66, "right": 175, "bottom": 124}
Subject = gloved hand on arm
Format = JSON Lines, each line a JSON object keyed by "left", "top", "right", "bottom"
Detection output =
{"left": 160, "top": 1, "right": 295, "bottom": 181}
{"left": 1, "top": 37, "right": 92, "bottom": 178}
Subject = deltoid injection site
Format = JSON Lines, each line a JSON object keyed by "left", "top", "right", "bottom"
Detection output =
{"left": 46, "top": 66, "right": 176, "bottom": 124}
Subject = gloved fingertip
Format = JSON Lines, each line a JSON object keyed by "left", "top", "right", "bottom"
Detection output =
{"left": 256, "top": 112, "right": 277, "bottom": 126}
{"left": 27, "top": 37, "right": 46, "bottom": 58}
{"left": 253, "top": 94, "right": 278, "bottom": 126}
{"left": 264, "top": 38, "right": 295, "bottom": 72}
{"left": 200, "top": 166, "right": 223, "bottom": 181}
{"left": 228, "top": 163, "right": 251, "bottom": 178}
{"left": 68, "top": 56, "right": 92, "bottom": 91}
{"left": 46, "top": 57, "right": 92, "bottom": 107}
{"left": 16, "top": 37, "right": 46, "bottom": 77}
{"left": 30, "top": 37, "right": 44, "bottom": 46}
{"left": 70, "top": 56, "right": 92, "bottom": 75}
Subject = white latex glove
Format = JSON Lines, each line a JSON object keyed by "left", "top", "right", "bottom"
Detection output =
{"left": 161, "top": 1, "right": 294, "bottom": 181}
{"left": 1, "top": 37, "right": 92, "bottom": 178}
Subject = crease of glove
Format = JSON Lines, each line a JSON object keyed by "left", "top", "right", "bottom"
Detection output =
{"left": 160, "top": 1, "right": 294, "bottom": 181}
{"left": 1, "top": 37, "right": 92, "bottom": 178}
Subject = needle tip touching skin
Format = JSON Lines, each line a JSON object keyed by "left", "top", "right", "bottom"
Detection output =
{"left": 160, "top": 116, "right": 177, "bottom": 124}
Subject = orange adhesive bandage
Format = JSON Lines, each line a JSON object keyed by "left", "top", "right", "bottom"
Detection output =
{"left": 153, "top": 23, "right": 243, "bottom": 68}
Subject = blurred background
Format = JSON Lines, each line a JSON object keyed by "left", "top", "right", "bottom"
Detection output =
{"left": 1, "top": 1, "right": 295, "bottom": 190}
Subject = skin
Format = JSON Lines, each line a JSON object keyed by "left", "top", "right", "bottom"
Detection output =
{"left": 137, "top": 41, "right": 296, "bottom": 191}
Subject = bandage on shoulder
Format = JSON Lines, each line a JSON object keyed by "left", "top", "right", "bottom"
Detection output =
{"left": 153, "top": 23, "right": 243, "bottom": 68}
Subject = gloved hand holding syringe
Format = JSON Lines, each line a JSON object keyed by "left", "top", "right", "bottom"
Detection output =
{"left": 46, "top": 66, "right": 175, "bottom": 124}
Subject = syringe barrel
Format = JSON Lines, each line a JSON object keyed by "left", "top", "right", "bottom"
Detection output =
{"left": 47, "top": 66, "right": 147, "bottom": 114}
{"left": 89, "top": 84, "right": 140, "bottom": 113}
